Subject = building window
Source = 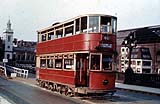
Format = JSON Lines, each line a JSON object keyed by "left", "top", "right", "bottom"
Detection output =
{"left": 55, "top": 59, "right": 62, "bottom": 69}
{"left": 132, "top": 48, "right": 138, "bottom": 52}
{"left": 7, "top": 54, "right": 10, "bottom": 59}
{"left": 17, "top": 55, "right": 21, "bottom": 60}
{"left": 7, "top": 46, "right": 10, "bottom": 49}
{"left": 131, "top": 54, "right": 138, "bottom": 58}
{"left": 126, "top": 48, "right": 129, "bottom": 52}
{"left": 142, "top": 55, "right": 150, "bottom": 59}
{"left": 132, "top": 61, "right": 136, "bottom": 65}
{"left": 27, "top": 55, "right": 30, "bottom": 60}
{"left": 64, "top": 59, "right": 74, "bottom": 69}
{"left": 125, "top": 60, "right": 128, "bottom": 64}
{"left": 136, "top": 68, "right": 140, "bottom": 73}
{"left": 137, "top": 61, "right": 141, "bottom": 65}
{"left": 8, "top": 36, "right": 11, "bottom": 42}
{"left": 122, "top": 48, "right": 125, "bottom": 52}
{"left": 121, "top": 64, "right": 124, "bottom": 66}
{"left": 142, "top": 48, "right": 149, "bottom": 52}
{"left": 143, "top": 61, "right": 151, "bottom": 66}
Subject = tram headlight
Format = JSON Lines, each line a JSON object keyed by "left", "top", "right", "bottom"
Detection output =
{"left": 103, "top": 79, "right": 109, "bottom": 85}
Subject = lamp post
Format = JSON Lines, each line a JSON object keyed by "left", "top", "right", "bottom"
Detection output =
{"left": 124, "top": 32, "right": 137, "bottom": 84}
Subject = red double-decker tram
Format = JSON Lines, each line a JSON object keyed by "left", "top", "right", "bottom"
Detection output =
{"left": 36, "top": 14, "right": 117, "bottom": 96}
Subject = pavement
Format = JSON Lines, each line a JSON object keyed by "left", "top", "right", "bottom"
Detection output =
{"left": 115, "top": 83, "right": 160, "bottom": 96}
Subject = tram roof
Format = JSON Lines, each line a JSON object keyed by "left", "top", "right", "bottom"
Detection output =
{"left": 37, "top": 14, "right": 116, "bottom": 33}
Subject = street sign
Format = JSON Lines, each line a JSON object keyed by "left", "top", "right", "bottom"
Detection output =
{"left": 3, "top": 59, "right": 8, "bottom": 63}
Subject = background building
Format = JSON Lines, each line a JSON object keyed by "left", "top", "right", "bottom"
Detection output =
{"left": 120, "top": 47, "right": 152, "bottom": 73}
{"left": 0, "top": 37, "right": 4, "bottom": 61}
{"left": 3, "top": 19, "right": 14, "bottom": 63}
{"left": 0, "top": 20, "right": 36, "bottom": 72}
{"left": 117, "top": 25, "right": 160, "bottom": 73}
{"left": 12, "top": 39, "right": 36, "bottom": 70}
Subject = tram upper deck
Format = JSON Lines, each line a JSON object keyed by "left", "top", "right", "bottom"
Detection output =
{"left": 37, "top": 14, "right": 117, "bottom": 55}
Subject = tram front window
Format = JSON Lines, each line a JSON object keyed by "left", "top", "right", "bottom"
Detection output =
{"left": 102, "top": 55, "right": 112, "bottom": 70}
{"left": 89, "top": 16, "right": 99, "bottom": 33}
{"left": 91, "top": 55, "right": 100, "bottom": 70}
{"left": 101, "top": 16, "right": 111, "bottom": 33}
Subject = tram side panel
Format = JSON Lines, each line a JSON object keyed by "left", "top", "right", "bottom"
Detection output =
{"left": 37, "top": 68, "right": 76, "bottom": 86}
{"left": 89, "top": 71, "right": 116, "bottom": 90}
{"left": 36, "top": 33, "right": 102, "bottom": 55}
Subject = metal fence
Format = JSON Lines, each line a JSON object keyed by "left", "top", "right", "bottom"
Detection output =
{"left": 116, "top": 72, "right": 160, "bottom": 88}
{"left": 0, "top": 64, "right": 28, "bottom": 78}
{"left": 6, "top": 65, "right": 28, "bottom": 78}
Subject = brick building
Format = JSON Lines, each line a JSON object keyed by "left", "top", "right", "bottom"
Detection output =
{"left": 117, "top": 25, "right": 160, "bottom": 73}
{"left": 120, "top": 46, "right": 152, "bottom": 73}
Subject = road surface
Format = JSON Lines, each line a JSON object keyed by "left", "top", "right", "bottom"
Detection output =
{"left": 0, "top": 76, "right": 160, "bottom": 104}
{"left": 0, "top": 76, "right": 83, "bottom": 104}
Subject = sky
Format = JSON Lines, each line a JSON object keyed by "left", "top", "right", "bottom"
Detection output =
{"left": 0, "top": 0, "right": 160, "bottom": 41}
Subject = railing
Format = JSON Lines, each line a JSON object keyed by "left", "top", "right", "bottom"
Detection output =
{"left": 6, "top": 65, "right": 28, "bottom": 78}
{"left": 116, "top": 72, "right": 160, "bottom": 88}
{"left": 0, "top": 64, "right": 28, "bottom": 78}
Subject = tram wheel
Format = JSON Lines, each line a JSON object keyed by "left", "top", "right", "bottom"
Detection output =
{"left": 64, "top": 87, "right": 69, "bottom": 96}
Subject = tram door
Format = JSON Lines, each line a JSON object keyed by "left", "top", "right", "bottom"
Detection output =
{"left": 75, "top": 54, "right": 89, "bottom": 87}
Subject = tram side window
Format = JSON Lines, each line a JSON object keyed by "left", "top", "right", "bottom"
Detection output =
{"left": 64, "top": 59, "right": 74, "bottom": 69}
{"left": 40, "top": 59, "right": 46, "bottom": 68}
{"left": 102, "top": 55, "right": 112, "bottom": 70}
{"left": 41, "top": 34, "right": 46, "bottom": 41}
{"left": 55, "top": 59, "right": 62, "bottom": 69}
{"left": 65, "top": 26, "right": 73, "bottom": 37}
{"left": 81, "top": 16, "right": 87, "bottom": 33}
{"left": 48, "top": 32, "right": 54, "bottom": 40}
{"left": 91, "top": 55, "right": 100, "bottom": 70}
{"left": 76, "top": 18, "right": 80, "bottom": 34}
{"left": 47, "top": 59, "right": 54, "bottom": 68}
{"left": 38, "top": 34, "right": 40, "bottom": 42}
{"left": 101, "top": 16, "right": 111, "bottom": 33}
{"left": 112, "top": 17, "right": 117, "bottom": 33}
{"left": 89, "top": 16, "right": 99, "bottom": 33}
{"left": 56, "top": 29, "right": 63, "bottom": 38}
